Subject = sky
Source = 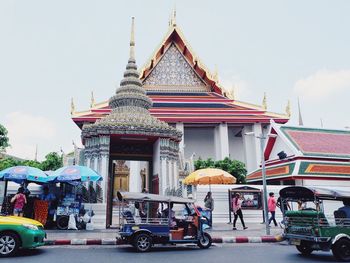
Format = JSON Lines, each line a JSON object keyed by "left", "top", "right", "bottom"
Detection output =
{"left": 1, "top": 0, "right": 350, "bottom": 161}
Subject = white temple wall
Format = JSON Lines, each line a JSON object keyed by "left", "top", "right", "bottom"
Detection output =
{"left": 268, "top": 136, "right": 294, "bottom": 161}
{"left": 184, "top": 127, "right": 215, "bottom": 160}
{"left": 228, "top": 127, "right": 245, "bottom": 162}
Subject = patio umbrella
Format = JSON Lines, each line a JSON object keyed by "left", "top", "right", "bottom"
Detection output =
{"left": 183, "top": 168, "right": 236, "bottom": 191}
{"left": 0, "top": 166, "right": 52, "bottom": 184}
{"left": 50, "top": 165, "right": 102, "bottom": 182}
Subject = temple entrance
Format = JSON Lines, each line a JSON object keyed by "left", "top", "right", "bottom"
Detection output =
{"left": 109, "top": 158, "right": 151, "bottom": 227}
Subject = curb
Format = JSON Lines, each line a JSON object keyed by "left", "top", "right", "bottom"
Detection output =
{"left": 44, "top": 235, "right": 283, "bottom": 246}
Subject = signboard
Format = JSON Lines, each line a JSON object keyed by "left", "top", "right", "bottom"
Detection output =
{"left": 228, "top": 186, "right": 263, "bottom": 223}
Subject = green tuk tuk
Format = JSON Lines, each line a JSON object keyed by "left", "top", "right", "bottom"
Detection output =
{"left": 280, "top": 186, "right": 350, "bottom": 261}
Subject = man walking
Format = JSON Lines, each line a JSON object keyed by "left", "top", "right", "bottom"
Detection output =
{"left": 268, "top": 192, "right": 278, "bottom": 227}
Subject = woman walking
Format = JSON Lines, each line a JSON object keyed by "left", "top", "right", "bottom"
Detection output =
{"left": 11, "top": 187, "right": 27, "bottom": 217}
{"left": 268, "top": 192, "right": 278, "bottom": 227}
{"left": 232, "top": 193, "right": 247, "bottom": 230}
{"left": 204, "top": 192, "right": 214, "bottom": 227}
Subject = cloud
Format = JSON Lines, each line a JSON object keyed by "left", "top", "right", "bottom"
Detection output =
{"left": 294, "top": 69, "right": 350, "bottom": 101}
{"left": 4, "top": 112, "right": 56, "bottom": 160}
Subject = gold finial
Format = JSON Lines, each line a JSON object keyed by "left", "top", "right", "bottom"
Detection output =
{"left": 262, "top": 92, "right": 267, "bottom": 110}
{"left": 286, "top": 100, "right": 291, "bottom": 117}
{"left": 213, "top": 65, "right": 219, "bottom": 82}
{"left": 129, "top": 17, "right": 135, "bottom": 59}
{"left": 229, "top": 84, "right": 236, "bottom": 100}
{"left": 70, "top": 97, "right": 75, "bottom": 115}
{"left": 170, "top": 6, "right": 176, "bottom": 27}
{"left": 90, "top": 91, "right": 95, "bottom": 108}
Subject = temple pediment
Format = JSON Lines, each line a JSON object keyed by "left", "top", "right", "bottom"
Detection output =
{"left": 143, "top": 44, "right": 209, "bottom": 92}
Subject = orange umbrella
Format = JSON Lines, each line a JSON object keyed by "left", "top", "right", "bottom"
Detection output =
{"left": 183, "top": 168, "right": 236, "bottom": 188}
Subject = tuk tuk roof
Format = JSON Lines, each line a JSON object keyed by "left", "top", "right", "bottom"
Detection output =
{"left": 279, "top": 186, "right": 350, "bottom": 201}
{"left": 116, "top": 191, "right": 196, "bottom": 203}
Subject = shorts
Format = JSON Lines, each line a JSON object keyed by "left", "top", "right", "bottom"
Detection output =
{"left": 13, "top": 208, "right": 23, "bottom": 214}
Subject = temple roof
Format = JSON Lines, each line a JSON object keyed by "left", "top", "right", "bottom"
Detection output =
{"left": 72, "top": 19, "right": 289, "bottom": 128}
{"left": 246, "top": 121, "right": 350, "bottom": 183}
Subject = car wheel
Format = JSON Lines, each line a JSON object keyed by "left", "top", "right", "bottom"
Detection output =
{"left": 197, "top": 232, "right": 212, "bottom": 249}
{"left": 133, "top": 233, "right": 152, "bottom": 252}
{"left": 0, "top": 232, "right": 20, "bottom": 257}
{"left": 332, "top": 238, "right": 350, "bottom": 262}
{"left": 296, "top": 242, "right": 313, "bottom": 256}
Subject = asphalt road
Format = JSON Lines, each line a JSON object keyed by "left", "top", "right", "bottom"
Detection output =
{"left": 8, "top": 244, "right": 340, "bottom": 263}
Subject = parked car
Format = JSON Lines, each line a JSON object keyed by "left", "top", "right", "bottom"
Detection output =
{"left": 116, "top": 191, "right": 212, "bottom": 252}
{"left": 0, "top": 215, "right": 46, "bottom": 257}
{"left": 280, "top": 186, "right": 350, "bottom": 261}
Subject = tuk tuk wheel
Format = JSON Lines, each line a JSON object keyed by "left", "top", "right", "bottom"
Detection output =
{"left": 296, "top": 242, "right": 313, "bottom": 256}
{"left": 197, "top": 232, "right": 212, "bottom": 249}
{"left": 133, "top": 233, "right": 152, "bottom": 252}
{"left": 332, "top": 238, "right": 350, "bottom": 262}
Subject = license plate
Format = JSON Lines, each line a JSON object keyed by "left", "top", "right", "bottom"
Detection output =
{"left": 290, "top": 239, "right": 301, "bottom": 246}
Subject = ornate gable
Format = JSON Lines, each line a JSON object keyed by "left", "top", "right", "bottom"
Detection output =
{"left": 143, "top": 44, "right": 209, "bottom": 92}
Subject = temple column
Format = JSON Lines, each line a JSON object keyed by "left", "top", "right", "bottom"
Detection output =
{"left": 173, "top": 160, "right": 179, "bottom": 190}
{"left": 129, "top": 161, "right": 142, "bottom": 192}
{"left": 152, "top": 139, "right": 161, "bottom": 194}
{"left": 176, "top": 122, "right": 185, "bottom": 154}
{"left": 242, "top": 124, "right": 262, "bottom": 173}
{"left": 99, "top": 136, "right": 110, "bottom": 203}
{"left": 253, "top": 123, "right": 263, "bottom": 170}
{"left": 214, "top": 123, "right": 229, "bottom": 160}
{"left": 160, "top": 158, "right": 167, "bottom": 195}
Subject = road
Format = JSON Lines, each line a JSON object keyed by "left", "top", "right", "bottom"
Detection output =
{"left": 8, "top": 244, "right": 339, "bottom": 263}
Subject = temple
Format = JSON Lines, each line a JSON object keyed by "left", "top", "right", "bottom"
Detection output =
{"left": 247, "top": 120, "right": 350, "bottom": 187}
{"left": 71, "top": 16, "right": 289, "bottom": 226}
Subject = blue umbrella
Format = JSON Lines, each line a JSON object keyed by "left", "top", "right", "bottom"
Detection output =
{"left": 0, "top": 166, "right": 52, "bottom": 184}
{"left": 50, "top": 165, "right": 102, "bottom": 182}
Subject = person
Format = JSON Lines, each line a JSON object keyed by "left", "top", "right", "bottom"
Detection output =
{"left": 204, "top": 192, "right": 214, "bottom": 227}
{"left": 40, "top": 186, "right": 56, "bottom": 228}
{"left": 268, "top": 192, "right": 278, "bottom": 227}
{"left": 277, "top": 196, "right": 290, "bottom": 228}
{"left": 232, "top": 193, "right": 247, "bottom": 230}
{"left": 338, "top": 199, "right": 350, "bottom": 218}
{"left": 11, "top": 187, "right": 27, "bottom": 217}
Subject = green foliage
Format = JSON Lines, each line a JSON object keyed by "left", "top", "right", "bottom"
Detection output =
{"left": 41, "top": 152, "right": 63, "bottom": 171}
{"left": 0, "top": 124, "right": 10, "bottom": 152}
{"left": 194, "top": 157, "right": 247, "bottom": 184}
{"left": 0, "top": 152, "right": 63, "bottom": 172}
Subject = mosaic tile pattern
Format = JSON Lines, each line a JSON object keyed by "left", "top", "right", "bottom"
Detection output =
{"left": 143, "top": 44, "right": 206, "bottom": 87}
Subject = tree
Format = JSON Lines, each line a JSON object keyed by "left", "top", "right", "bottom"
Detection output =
{"left": 0, "top": 124, "right": 9, "bottom": 152}
{"left": 194, "top": 157, "right": 247, "bottom": 184}
{"left": 0, "top": 158, "right": 19, "bottom": 171}
{"left": 40, "top": 152, "right": 63, "bottom": 171}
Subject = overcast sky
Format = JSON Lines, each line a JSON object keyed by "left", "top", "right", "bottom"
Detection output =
{"left": 1, "top": 0, "right": 350, "bottom": 160}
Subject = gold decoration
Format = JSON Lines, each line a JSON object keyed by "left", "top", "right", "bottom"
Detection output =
{"left": 90, "top": 91, "right": 95, "bottom": 108}
{"left": 70, "top": 98, "right": 75, "bottom": 115}
{"left": 286, "top": 100, "right": 291, "bottom": 117}
{"left": 262, "top": 92, "right": 267, "bottom": 110}
{"left": 169, "top": 7, "right": 176, "bottom": 27}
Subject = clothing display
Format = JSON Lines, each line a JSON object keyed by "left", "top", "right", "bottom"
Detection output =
{"left": 34, "top": 200, "right": 49, "bottom": 226}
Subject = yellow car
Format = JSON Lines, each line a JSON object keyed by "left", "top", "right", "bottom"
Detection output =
{"left": 0, "top": 216, "right": 46, "bottom": 257}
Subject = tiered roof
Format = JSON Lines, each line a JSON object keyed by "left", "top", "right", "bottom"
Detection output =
{"left": 72, "top": 18, "right": 289, "bottom": 128}
{"left": 247, "top": 121, "right": 350, "bottom": 183}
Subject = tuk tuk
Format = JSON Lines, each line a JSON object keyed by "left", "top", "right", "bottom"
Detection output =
{"left": 280, "top": 186, "right": 350, "bottom": 261}
{"left": 115, "top": 191, "right": 212, "bottom": 252}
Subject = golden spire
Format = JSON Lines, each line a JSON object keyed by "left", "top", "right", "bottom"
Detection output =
{"left": 90, "top": 91, "right": 95, "bottom": 108}
{"left": 130, "top": 17, "right": 135, "bottom": 59}
{"left": 262, "top": 92, "right": 267, "bottom": 110}
{"left": 286, "top": 100, "right": 291, "bottom": 117}
{"left": 213, "top": 65, "right": 219, "bottom": 82}
{"left": 226, "top": 84, "right": 236, "bottom": 100}
{"left": 169, "top": 6, "right": 176, "bottom": 27}
{"left": 70, "top": 97, "right": 75, "bottom": 115}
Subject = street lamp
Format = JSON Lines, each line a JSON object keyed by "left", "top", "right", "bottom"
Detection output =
{"left": 245, "top": 132, "right": 277, "bottom": 235}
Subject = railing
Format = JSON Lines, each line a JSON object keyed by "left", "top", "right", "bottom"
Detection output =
{"left": 121, "top": 215, "right": 169, "bottom": 225}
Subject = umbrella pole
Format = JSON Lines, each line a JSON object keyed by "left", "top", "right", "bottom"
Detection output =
{"left": 3, "top": 180, "right": 8, "bottom": 200}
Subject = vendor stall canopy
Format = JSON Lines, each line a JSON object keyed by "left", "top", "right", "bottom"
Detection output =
{"left": 0, "top": 166, "right": 53, "bottom": 184}
{"left": 49, "top": 165, "right": 102, "bottom": 182}
{"left": 117, "top": 191, "right": 195, "bottom": 203}
{"left": 279, "top": 186, "right": 350, "bottom": 201}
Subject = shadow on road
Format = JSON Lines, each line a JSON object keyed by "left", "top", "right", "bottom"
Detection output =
{"left": 116, "top": 245, "right": 204, "bottom": 254}
{"left": 12, "top": 248, "right": 44, "bottom": 258}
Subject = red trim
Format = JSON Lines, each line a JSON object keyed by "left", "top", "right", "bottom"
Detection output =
{"left": 236, "top": 237, "right": 249, "bottom": 243}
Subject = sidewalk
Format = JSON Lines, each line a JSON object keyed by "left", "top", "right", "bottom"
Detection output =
{"left": 44, "top": 222, "right": 284, "bottom": 246}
